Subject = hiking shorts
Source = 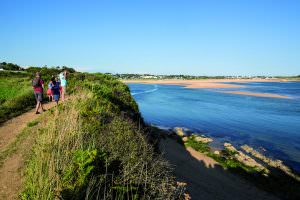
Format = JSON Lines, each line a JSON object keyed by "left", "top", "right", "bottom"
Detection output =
{"left": 34, "top": 92, "right": 43, "bottom": 102}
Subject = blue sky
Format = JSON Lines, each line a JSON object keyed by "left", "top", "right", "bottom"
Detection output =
{"left": 0, "top": 0, "right": 299, "bottom": 76}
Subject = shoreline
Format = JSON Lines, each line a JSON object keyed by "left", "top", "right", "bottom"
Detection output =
{"left": 159, "top": 126, "right": 300, "bottom": 176}
{"left": 123, "top": 78, "right": 292, "bottom": 98}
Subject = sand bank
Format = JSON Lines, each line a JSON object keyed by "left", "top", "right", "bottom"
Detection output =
{"left": 124, "top": 79, "right": 243, "bottom": 88}
{"left": 124, "top": 79, "right": 291, "bottom": 98}
{"left": 220, "top": 91, "right": 290, "bottom": 99}
{"left": 123, "top": 78, "right": 286, "bottom": 89}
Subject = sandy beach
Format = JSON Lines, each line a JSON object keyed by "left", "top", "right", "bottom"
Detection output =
{"left": 123, "top": 78, "right": 287, "bottom": 88}
{"left": 124, "top": 78, "right": 290, "bottom": 98}
{"left": 124, "top": 79, "right": 242, "bottom": 88}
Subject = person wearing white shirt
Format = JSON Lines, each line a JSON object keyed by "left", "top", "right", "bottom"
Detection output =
{"left": 59, "top": 70, "right": 67, "bottom": 101}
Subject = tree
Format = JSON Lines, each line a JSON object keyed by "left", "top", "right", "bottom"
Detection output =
{"left": 0, "top": 62, "right": 20, "bottom": 71}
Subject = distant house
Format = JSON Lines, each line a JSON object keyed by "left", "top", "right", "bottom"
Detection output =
{"left": 141, "top": 75, "right": 158, "bottom": 79}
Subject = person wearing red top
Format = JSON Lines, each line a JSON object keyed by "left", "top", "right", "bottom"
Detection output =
{"left": 32, "top": 72, "right": 45, "bottom": 114}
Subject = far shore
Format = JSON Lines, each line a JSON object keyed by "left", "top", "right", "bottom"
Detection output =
{"left": 123, "top": 78, "right": 292, "bottom": 98}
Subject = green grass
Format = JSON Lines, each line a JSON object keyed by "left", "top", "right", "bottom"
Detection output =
{"left": 0, "top": 73, "right": 36, "bottom": 123}
{"left": 0, "top": 71, "right": 31, "bottom": 97}
{"left": 184, "top": 136, "right": 210, "bottom": 153}
{"left": 207, "top": 151, "right": 258, "bottom": 173}
{"left": 0, "top": 76, "right": 31, "bottom": 101}
{"left": 27, "top": 120, "right": 39, "bottom": 127}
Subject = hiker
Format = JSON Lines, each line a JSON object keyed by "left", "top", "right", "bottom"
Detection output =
{"left": 59, "top": 70, "right": 67, "bottom": 101}
{"left": 47, "top": 79, "right": 54, "bottom": 102}
{"left": 32, "top": 72, "right": 45, "bottom": 114}
{"left": 51, "top": 78, "right": 60, "bottom": 106}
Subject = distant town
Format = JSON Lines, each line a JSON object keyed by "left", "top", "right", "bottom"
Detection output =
{"left": 112, "top": 73, "right": 300, "bottom": 80}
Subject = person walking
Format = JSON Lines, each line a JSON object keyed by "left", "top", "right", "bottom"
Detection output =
{"left": 59, "top": 70, "right": 67, "bottom": 101}
{"left": 51, "top": 78, "right": 60, "bottom": 106}
{"left": 47, "top": 79, "right": 54, "bottom": 102}
{"left": 32, "top": 72, "right": 45, "bottom": 114}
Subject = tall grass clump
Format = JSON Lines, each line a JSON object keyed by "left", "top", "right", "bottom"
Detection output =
{"left": 21, "top": 76, "right": 180, "bottom": 199}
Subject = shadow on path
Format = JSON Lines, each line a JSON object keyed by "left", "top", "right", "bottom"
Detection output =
{"left": 159, "top": 137, "right": 279, "bottom": 200}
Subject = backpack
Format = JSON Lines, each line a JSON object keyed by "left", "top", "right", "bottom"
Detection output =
{"left": 32, "top": 78, "right": 41, "bottom": 87}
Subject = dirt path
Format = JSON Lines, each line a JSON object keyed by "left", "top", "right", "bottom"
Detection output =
{"left": 0, "top": 103, "right": 56, "bottom": 151}
{"left": 0, "top": 102, "right": 56, "bottom": 199}
{"left": 160, "top": 137, "right": 279, "bottom": 200}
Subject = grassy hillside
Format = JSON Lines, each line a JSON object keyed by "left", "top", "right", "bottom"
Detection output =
{"left": 20, "top": 72, "right": 181, "bottom": 199}
{"left": 0, "top": 71, "right": 36, "bottom": 123}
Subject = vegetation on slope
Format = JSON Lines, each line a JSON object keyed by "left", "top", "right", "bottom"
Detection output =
{"left": 21, "top": 73, "right": 181, "bottom": 199}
